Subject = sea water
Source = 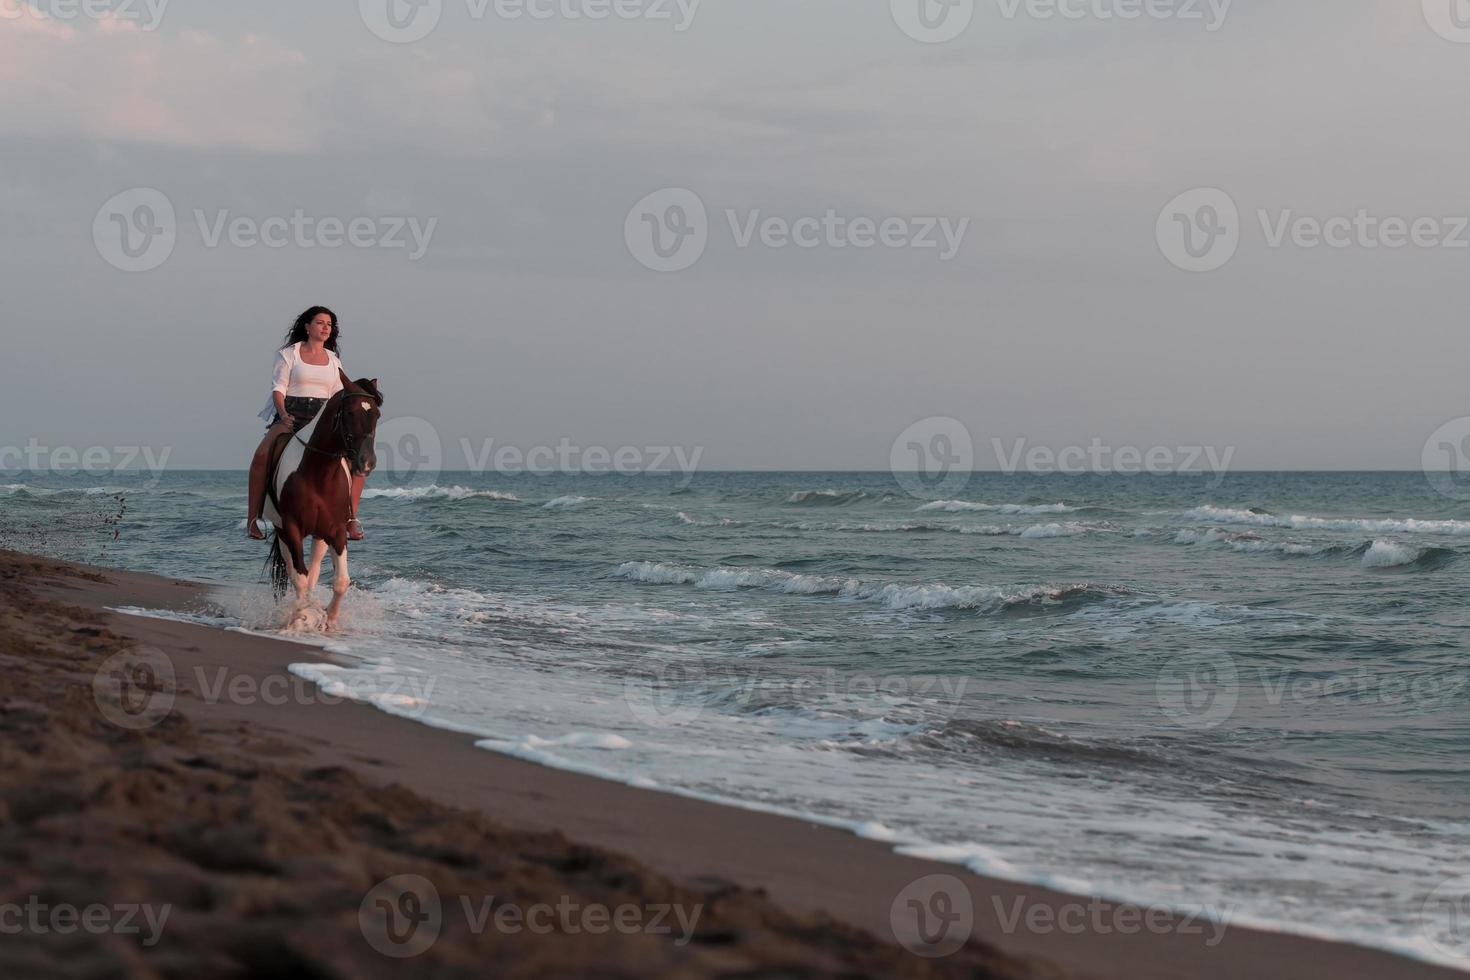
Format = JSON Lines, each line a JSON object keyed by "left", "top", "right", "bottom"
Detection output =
{"left": 4, "top": 470, "right": 1467, "bottom": 968}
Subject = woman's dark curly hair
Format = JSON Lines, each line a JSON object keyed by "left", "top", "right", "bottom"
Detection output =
{"left": 281, "top": 306, "right": 341, "bottom": 354}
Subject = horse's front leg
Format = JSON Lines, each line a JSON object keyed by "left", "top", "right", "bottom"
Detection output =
{"left": 279, "top": 530, "right": 310, "bottom": 605}
{"left": 305, "top": 538, "right": 329, "bottom": 596}
{"left": 326, "top": 546, "right": 350, "bottom": 630}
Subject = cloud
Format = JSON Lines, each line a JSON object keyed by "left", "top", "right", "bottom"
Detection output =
{"left": 0, "top": 9, "right": 313, "bottom": 151}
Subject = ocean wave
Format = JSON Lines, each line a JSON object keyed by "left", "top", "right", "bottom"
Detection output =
{"left": 0, "top": 483, "right": 133, "bottom": 497}
{"left": 917, "top": 500, "right": 1076, "bottom": 515}
{"left": 1185, "top": 505, "right": 1470, "bottom": 536}
{"left": 1174, "top": 528, "right": 1328, "bottom": 557}
{"left": 1359, "top": 539, "right": 1454, "bottom": 570}
{"left": 1017, "top": 522, "right": 1096, "bottom": 539}
{"left": 543, "top": 495, "right": 594, "bottom": 510}
{"left": 784, "top": 489, "right": 868, "bottom": 506}
{"left": 1362, "top": 540, "right": 1420, "bottom": 569}
{"left": 614, "top": 561, "right": 1120, "bottom": 613}
{"left": 844, "top": 718, "right": 1167, "bottom": 771}
{"left": 675, "top": 512, "right": 745, "bottom": 527}
{"left": 1068, "top": 597, "right": 1309, "bottom": 630}
{"left": 362, "top": 485, "right": 520, "bottom": 502}
{"left": 780, "top": 520, "right": 1106, "bottom": 538}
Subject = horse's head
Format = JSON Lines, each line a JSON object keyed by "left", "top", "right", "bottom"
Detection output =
{"left": 337, "top": 373, "right": 384, "bottom": 478}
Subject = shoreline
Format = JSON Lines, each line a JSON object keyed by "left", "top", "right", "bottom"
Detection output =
{"left": 7, "top": 549, "right": 1462, "bottom": 978}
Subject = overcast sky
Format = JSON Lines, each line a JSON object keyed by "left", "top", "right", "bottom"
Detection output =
{"left": 2, "top": 0, "right": 1467, "bottom": 471}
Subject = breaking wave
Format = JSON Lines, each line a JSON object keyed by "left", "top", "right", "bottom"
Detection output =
{"left": 1185, "top": 506, "right": 1470, "bottom": 536}
{"left": 917, "top": 500, "right": 1077, "bottom": 515}
{"left": 1173, "top": 528, "right": 1330, "bottom": 557}
{"left": 614, "top": 561, "right": 1122, "bottom": 613}
{"left": 1359, "top": 540, "right": 1455, "bottom": 570}
{"left": 362, "top": 485, "right": 521, "bottom": 502}
{"left": 784, "top": 489, "right": 869, "bottom": 506}
{"left": 543, "top": 495, "right": 595, "bottom": 510}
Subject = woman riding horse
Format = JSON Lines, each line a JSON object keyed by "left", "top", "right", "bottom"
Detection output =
{"left": 246, "top": 307, "right": 367, "bottom": 540}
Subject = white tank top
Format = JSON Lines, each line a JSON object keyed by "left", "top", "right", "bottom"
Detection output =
{"left": 287, "top": 352, "right": 340, "bottom": 398}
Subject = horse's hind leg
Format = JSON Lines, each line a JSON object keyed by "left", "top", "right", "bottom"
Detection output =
{"left": 326, "top": 547, "right": 350, "bottom": 630}
{"left": 305, "top": 538, "right": 329, "bottom": 596}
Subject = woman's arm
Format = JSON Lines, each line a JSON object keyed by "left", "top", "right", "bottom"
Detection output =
{"left": 329, "top": 352, "right": 346, "bottom": 398}
{"left": 271, "top": 348, "right": 292, "bottom": 422}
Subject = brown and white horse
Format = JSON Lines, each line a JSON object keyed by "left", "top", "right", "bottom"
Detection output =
{"left": 263, "top": 372, "right": 383, "bottom": 629}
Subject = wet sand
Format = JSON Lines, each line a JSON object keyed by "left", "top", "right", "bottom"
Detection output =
{"left": 1, "top": 549, "right": 1458, "bottom": 979}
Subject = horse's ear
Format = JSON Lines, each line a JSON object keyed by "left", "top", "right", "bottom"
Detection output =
{"left": 353, "top": 377, "right": 384, "bottom": 406}
{"left": 339, "top": 369, "right": 353, "bottom": 391}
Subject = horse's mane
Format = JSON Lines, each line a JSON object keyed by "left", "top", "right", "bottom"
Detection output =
{"left": 344, "top": 377, "right": 384, "bottom": 407}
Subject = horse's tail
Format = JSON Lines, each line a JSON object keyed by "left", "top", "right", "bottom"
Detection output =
{"left": 266, "top": 530, "right": 290, "bottom": 599}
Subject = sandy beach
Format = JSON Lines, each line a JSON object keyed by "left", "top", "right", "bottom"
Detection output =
{"left": 0, "top": 548, "right": 1457, "bottom": 979}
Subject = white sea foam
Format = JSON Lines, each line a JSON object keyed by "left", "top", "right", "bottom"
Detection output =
{"left": 1185, "top": 505, "right": 1470, "bottom": 536}
{"left": 870, "top": 582, "right": 1011, "bottom": 610}
{"left": 1174, "top": 528, "right": 1323, "bottom": 556}
{"left": 615, "top": 562, "right": 1102, "bottom": 612}
{"left": 676, "top": 512, "right": 743, "bottom": 527}
{"left": 1017, "top": 522, "right": 1094, "bottom": 539}
{"left": 784, "top": 489, "right": 868, "bottom": 505}
{"left": 1360, "top": 539, "right": 1421, "bottom": 569}
{"left": 917, "top": 500, "right": 1076, "bottom": 515}
{"left": 0, "top": 483, "right": 133, "bottom": 496}
{"left": 782, "top": 520, "right": 1103, "bottom": 538}
{"left": 363, "top": 485, "right": 520, "bottom": 502}
{"left": 543, "top": 495, "right": 594, "bottom": 509}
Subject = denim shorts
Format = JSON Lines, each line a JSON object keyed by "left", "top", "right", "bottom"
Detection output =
{"left": 273, "top": 396, "right": 326, "bottom": 430}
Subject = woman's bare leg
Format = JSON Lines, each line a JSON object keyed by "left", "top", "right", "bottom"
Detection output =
{"left": 247, "top": 421, "right": 293, "bottom": 539}
{"left": 347, "top": 473, "right": 367, "bottom": 540}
